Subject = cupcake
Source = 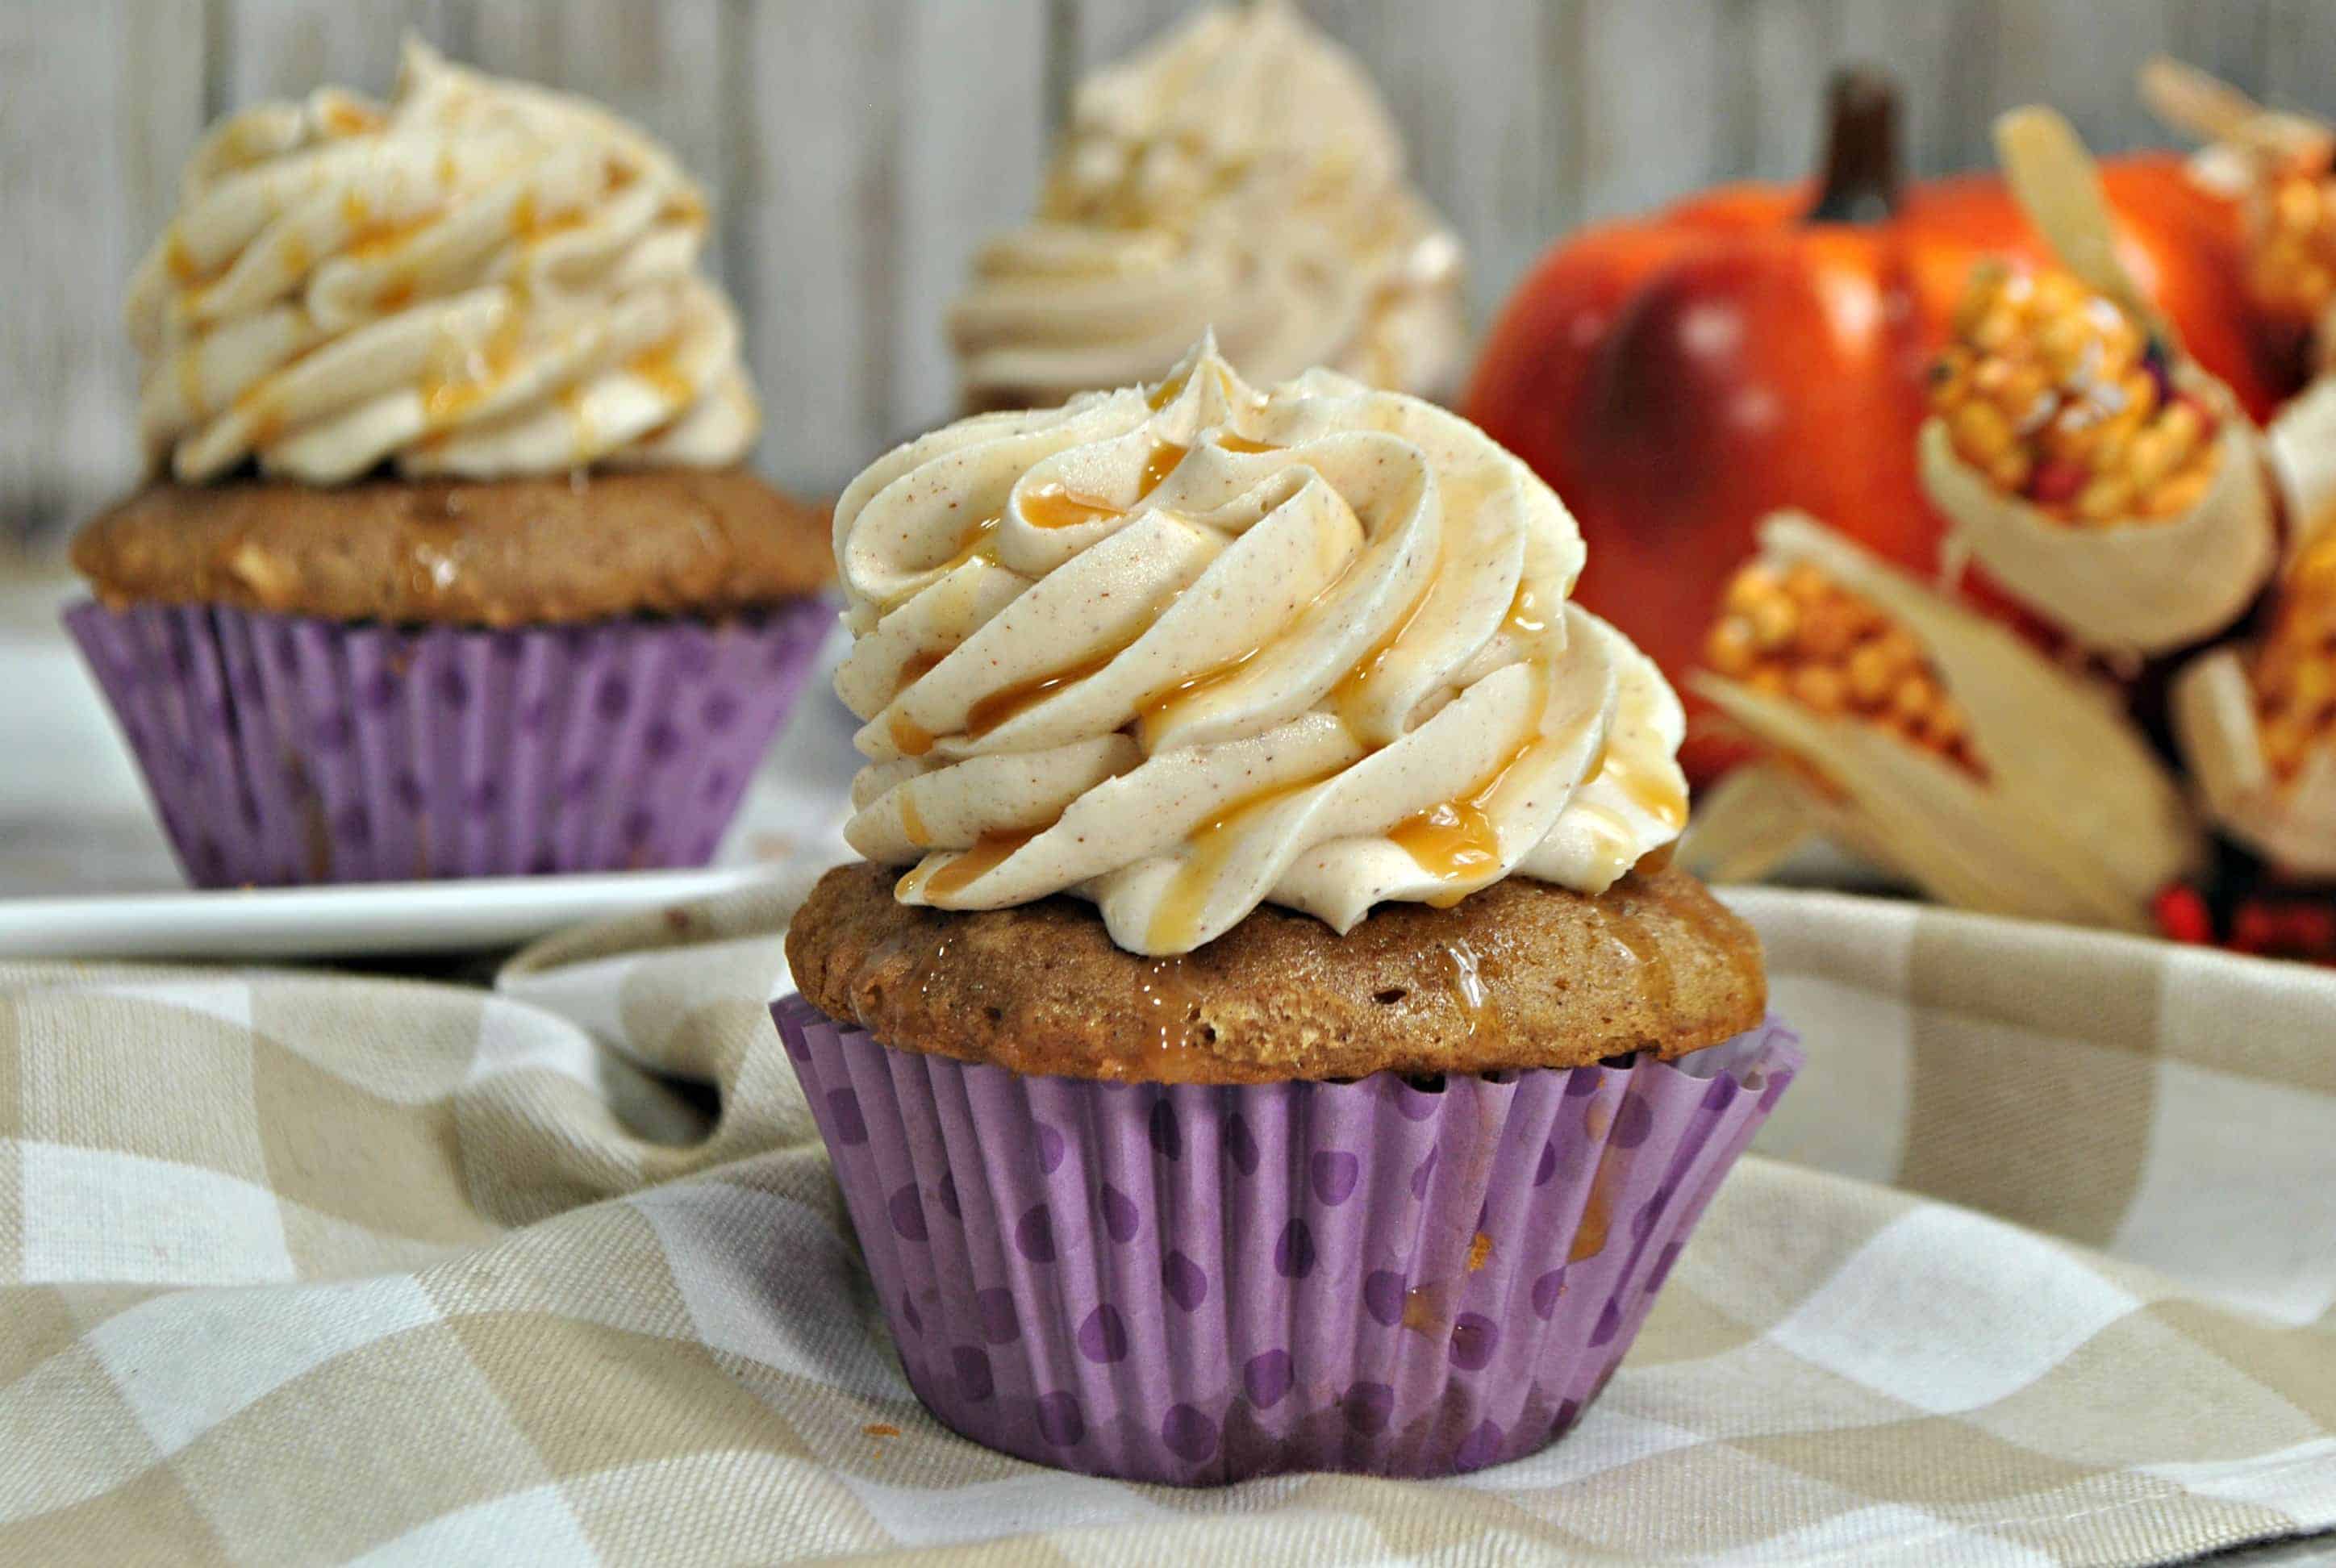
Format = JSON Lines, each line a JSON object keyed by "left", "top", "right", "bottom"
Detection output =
{"left": 948, "top": 1, "right": 1466, "bottom": 414}
{"left": 774, "top": 340, "right": 1796, "bottom": 1483}
{"left": 65, "top": 43, "right": 833, "bottom": 887}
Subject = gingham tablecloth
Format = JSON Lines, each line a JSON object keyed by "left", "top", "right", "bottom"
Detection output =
{"left": 1, "top": 878, "right": 2331, "bottom": 1566}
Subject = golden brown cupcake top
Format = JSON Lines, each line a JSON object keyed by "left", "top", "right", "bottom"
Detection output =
{"left": 785, "top": 858, "right": 1765, "bottom": 1084}
{"left": 73, "top": 469, "right": 832, "bottom": 627}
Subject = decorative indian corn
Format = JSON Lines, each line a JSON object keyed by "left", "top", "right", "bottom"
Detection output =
{"left": 1702, "top": 559, "right": 1984, "bottom": 777}
{"left": 1929, "top": 261, "right": 2221, "bottom": 523}
{"left": 2174, "top": 527, "right": 2336, "bottom": 880}
{"left": 1690, "top": 512, "right": 2203, "bottom": 933}
{"left": 1916, "top": 106, "right": 2275, "bottom": 657}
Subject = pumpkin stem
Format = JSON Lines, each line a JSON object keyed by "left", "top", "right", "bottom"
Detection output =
{"left": 1808, "top": 69, "right": 1903, "bottom": 223}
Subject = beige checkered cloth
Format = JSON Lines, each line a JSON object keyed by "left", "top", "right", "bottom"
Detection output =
{"left": 1, "top": 879, "right": 2331, "bottom": 1566}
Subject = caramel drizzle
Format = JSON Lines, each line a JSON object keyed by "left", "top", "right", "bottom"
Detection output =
{"left": 1387, "top": 728, "right": 1543, "bottom": 905}
{"left": 1134, "top": 643, "right": 1262, "bottom": 749}
{"left": 1600, "top": 741, "right": 1688, "bottom": 831}
{"left": 1329, "top": 577, "right": 1434, "bottom": 732}
{"left": 419, "top": 311, "right": 525, "bottom": 427}
{"left": 1019, "top": 482, "right": 1123, "bottom": 530}
{"left": 1139, "top": 440, "right": 1187, "bottom": 493}
{"left": 885, "top": 430, "right": 1289, "bottom": 753}
{"left": 1145, "top": 765, "right": 1345, "bottom": 953}
{"left": 962, "top": 653, "right": 1121, "bottom": 740}
{"left": 898, "top": 791, "right": 931, "bottom": 849}
{"left": 626, "top": 340, "right": 695, "bottom": 406}
{"left": 914, "top": 829, "right": 1035, "bottom": 900}
{"left": 1504, "top": 577, "right": 1550, "bottom": 637}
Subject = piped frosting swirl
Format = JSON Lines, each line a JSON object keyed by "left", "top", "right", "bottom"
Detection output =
{"left": 833, "top": 340, "right": 1687, "bottom": 956}
{"left": 127, "top": 40, "right": 756, "bottom": 485}
{"left": 948, "top": 2, "right": 1465, "bottom": 410}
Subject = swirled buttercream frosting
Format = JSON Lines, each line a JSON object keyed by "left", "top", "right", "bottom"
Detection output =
{"left": 832, "top": 339, "right": 1687, "bottom": 956}
{"left": 949, "top": 2, "right": 1465, "bottom": 411}
{"left": 127, "top": 40, "right": 756, "bottom": 485}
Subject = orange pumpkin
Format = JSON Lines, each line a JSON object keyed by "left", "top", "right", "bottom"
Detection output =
{"left": 1466, "top": 73, "right": 2292, "bottom": 782}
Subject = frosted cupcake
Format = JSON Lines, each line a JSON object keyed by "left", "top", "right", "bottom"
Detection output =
{"left": 949, "top": 2, "right": 1466, "bottom": 413}
{"left": 774, "top": 340, "right": 1797, "bottom": 1483}
{"left": 67, "top": 43, "right": 832, "bottom": 886}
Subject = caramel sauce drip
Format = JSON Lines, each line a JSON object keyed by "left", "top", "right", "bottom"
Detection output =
{"left": 963, "top": 653, "right": 1117, "bottom": 740}
{"left": 885, "top": 511, "right": 1003, "bottom": 612}
{"left": 1569, "top": 1153, "right": 1620, "bottom": 1261}
{"left": 1128, "top": 959, "right": 1221, "bottom": 1082}
{"left": 348, "top": 213, "right": 438, "bottom": 262}
{"left": 1600, "top": 740, "right": 1687, "bottom": 831}
{"left": 1138, "top": 440, "right": 1186, "bottom": 494}
{"left": 627, "top": 340, "right": 695, "bottom": 406}
{"left": 165, "top": 231, "right": 207, "bottom": 286}
{"left": 320, "top": 99, "right": 386, "bottom": 137}
{"left": 892, "top": 649, "right": 943, "bottom": 701}
{"left": 1146, "top": 768, "right": 1341, "bottom": 953}
{"left": 919, "top": 830, "right": 1034, "bottom": 900}
{"left": 1020, "top": 482, "right": 1123, "bottom": 530}
{"left": 1504, "top": 578, "right": 1550, "bottom": 637}
{"left": 1388, "top": 724, "right": 1550, "bottom": 906}
{"left": 1215, "top": 432, "right": 1279, "bottom": 455}
{"left": 898, "top": 791, "right": 931, "bottom": 849}
{"left": 1134, "top": 644, "right": 1262, "bottom": 749}
{"left": 1442, "top": 938, "right": 1489, "bottom": 1036}
{"left": 1389, "top": 797, "right": 1501, "bottom": 891}
{"left": 420, "top": 313, "right": 524, "bottom": 427}
{"left": 888, "top": 712, "right": 936, "bottom": 758}
{"left": 1329, "top": 580, "right": 1433, "bottom": 732}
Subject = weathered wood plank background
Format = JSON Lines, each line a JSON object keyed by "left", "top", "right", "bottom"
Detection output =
{"left": 4, "top": 0, "right": 2333, "bottom": 540}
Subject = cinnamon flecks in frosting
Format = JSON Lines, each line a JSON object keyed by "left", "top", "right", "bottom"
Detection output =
{"left": 831, "top": 339, "right": 1689, "bottom": 957}
{"left": 948, "top": 2, "right": 1466, "bottom": 411}
{"left": 127, "top": 40, "right": 757, "bottom": 485}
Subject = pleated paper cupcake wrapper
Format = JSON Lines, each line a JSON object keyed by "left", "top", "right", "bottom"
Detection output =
{"left": 65, "top": 598, "right": 832, "bottom": 887}
{"left": 774, "top": 996, "right": 1802, "bottom": 1483}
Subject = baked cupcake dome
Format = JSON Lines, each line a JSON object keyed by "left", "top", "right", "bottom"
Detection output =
{"left": 788, "top": 859, "right": 1765, "bottom": 1083}
{"left": 67, "top": 46, "right": 834, "bottom": 887}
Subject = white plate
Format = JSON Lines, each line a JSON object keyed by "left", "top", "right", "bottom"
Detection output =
{"left": 0, "top": 573, "right": 861, "bottom": 960}
{"left": 0, "top": 866, "right": 784, "bottom": 961}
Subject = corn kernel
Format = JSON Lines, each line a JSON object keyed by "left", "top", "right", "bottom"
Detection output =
{"left": 2250, "top": 529, "right": 2336, "bottom": 782}
{"left": 1791, "top": 664, "right": 1849, "bottom": 715}
{"left": 1929, "top": 261, "right": 2221, "bottom": 527}
{"left": 1846, "top": 642, "right": 1896, "bottom": 706}
{"left": 1704, "top": 558, "right": 1986, "bottom": 779}
{"left": 1706, "top": 615, "right": 1757, "bottom": 678}
{"left": 1748, "top": 595, "right": 1799, "bottom": 651}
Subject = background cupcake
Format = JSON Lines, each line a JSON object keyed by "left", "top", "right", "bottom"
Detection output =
{"left": 948, "top": 2, "right": 1466, "bottom": 414}
{"left": 776, "top": 340, "right": 1797, "bottom": 1483}
{"left": 66, "top": 43, "right": 833, "bottom": 887}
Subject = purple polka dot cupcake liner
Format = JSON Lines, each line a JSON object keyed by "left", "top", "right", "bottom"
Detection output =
{"left": 64, "top": 598, "right": 832, "bottom": 887}
{"left": 773, "top": 995, "right": 1801, "bottom": 1484}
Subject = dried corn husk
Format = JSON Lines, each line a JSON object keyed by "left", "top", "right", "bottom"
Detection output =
{"left": 2139, "top": 56, "right": 2330, "bottom": 186}
{"left": 1918, "top": 106, "right": 2279, "bottom": 657}
{"left": 1919, "top": 398, "right": 2275, "bottom": 654}
{"left": 1675, "top": 758, "right": 1818, "bottom": 886}
{"left": 1692, "top": 512, "right": 2205, "bottom": 932}
{"left": 2171, "top": 646, "right": 2336, "bottom": 879}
